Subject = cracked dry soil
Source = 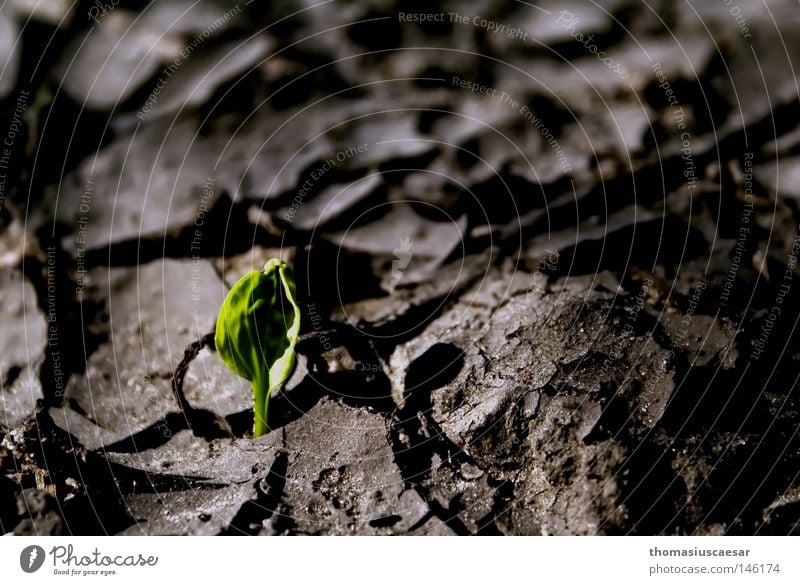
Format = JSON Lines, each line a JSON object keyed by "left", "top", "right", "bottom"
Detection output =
{"left": 2, "top": 0, "right": 800, "bottom": 535}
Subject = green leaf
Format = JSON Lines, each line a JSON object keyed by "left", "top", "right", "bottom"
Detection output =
{"left": 214, "top": 259, "right": 301, "bottom": 437}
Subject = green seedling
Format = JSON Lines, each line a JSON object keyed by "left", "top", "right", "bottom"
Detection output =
{"left": 215, "top": 259, "right": 301, "bottom": 437}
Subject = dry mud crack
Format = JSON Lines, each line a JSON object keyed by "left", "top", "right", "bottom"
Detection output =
{"left": 2, "top": 0, "right": 800, "bottom": 535}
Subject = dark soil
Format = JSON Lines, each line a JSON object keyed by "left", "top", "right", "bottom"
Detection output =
{"left": 1, "top": 0, "right": 800, "bottom": 535}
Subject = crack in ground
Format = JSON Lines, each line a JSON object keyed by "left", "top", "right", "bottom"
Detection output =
{"left": 221, "top": 448, "right": 289, "bottom": 535}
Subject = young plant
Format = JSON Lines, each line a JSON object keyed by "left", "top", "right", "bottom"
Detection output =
{"left": 215, "top": 259, "right": 301, "bottom": 437}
